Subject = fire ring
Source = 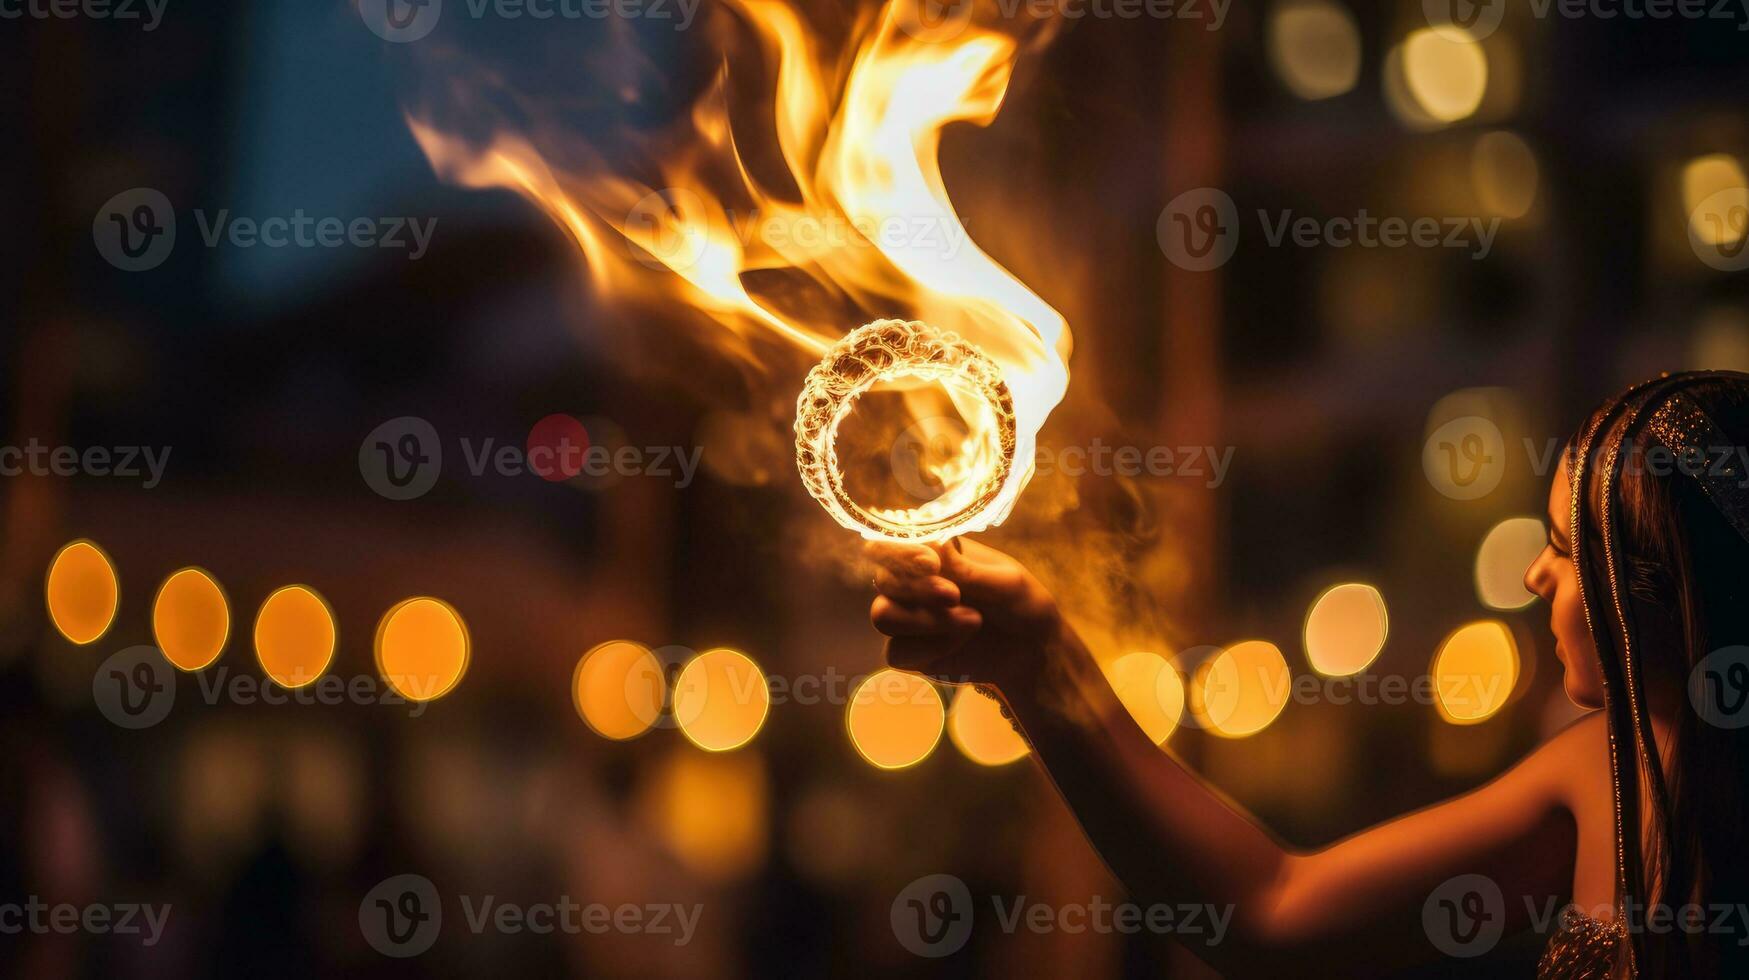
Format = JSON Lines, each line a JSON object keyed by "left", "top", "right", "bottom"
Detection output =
{"left": 794, "top": 319, "right": 1017, "bottom": 542}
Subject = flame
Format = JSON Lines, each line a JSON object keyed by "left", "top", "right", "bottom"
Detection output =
{"left": 406, "top": 1, "right": 1070, "bottom": 538}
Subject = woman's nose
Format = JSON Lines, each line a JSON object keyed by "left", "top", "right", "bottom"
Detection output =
{"left": 1523, "top": 552, "right": 1553, "bottom": 602}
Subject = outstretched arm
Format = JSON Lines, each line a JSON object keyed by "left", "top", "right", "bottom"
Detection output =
{"left": 868, "top": 538, "right": 1579, "bottom": 976}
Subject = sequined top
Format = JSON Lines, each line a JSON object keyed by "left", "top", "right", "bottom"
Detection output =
{"left": 1537, "top": 908, "right": 1626, "bottom": 979}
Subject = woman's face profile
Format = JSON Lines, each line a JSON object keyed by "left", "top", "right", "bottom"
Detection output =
{"left": 1525, "top": 458, "right": 1605, "bottom": 709}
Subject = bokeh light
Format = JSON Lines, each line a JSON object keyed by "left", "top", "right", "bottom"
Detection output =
{"left": 1193, "top": 641, "right": 1291, "bottom": 738}
{"left": 1471, "top": 130, "right": 1539, "bottom": 219}
{"left": 1266, "top": 0, "right": 1361, "bottom": 101}
{"left": 1106, "top": 652, "right": 1185, "bottom": 745}
{"left": 253, "top": 585, "right": 337, "bottom": 689}
{"left": 1691, "top": 306, "right": 1749, "bottom": 372}
{"left": 1682, "top": 153, "right": 1748, "bottom": 248}
{"left": 846, "top": 668, "right": 944, "bottom": 770}
{"left": 638, "top": 748, "right": 768, "bottom": 882}
{"left": 947, "top": 686, "right": 1029, "bottom": 766}
{"left": 573, "top": 640, "right": 666, "bottom": 740}
{"left": 45, "top": 539, "right": 119, "bottom": 645}
{"left": 1303, "top": 583, "right": 1388, "bottom": 677}
{"left": 1387, "top": 28, "right": 1487, "bottom": 128}
{"left": 374, "top": 597, "right": 470, "bottom": 702}
{"left": 672, "top": 648, "right": 769, "bottom": 751}
{"left": 1432, "top": 620, "right": 1520, "bottom": 724}
{"left": 152, "top": 567, "right": 230, "bottom": 671}
{"left": 1475, "top": 517, "right": 1546, "bottom": 610}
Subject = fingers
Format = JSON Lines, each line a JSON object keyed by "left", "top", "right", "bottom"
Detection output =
{"left": 873, "top": 567, "right": 960, "bottom": 606}
{"left": 937, "top": 537, "right": 1028, "bottom": 607}
{"left": 869, "top": 596, "right": 981, "bottom": 636}
{"left": 864, "top": 540, "right": 940, "bottom": 576}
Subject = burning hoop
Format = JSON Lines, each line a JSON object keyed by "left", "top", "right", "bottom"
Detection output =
{"left": 795, "top": 320, "right": 1018, "bottom": 542}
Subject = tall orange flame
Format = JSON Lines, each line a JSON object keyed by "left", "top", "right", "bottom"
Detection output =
{"left": 407, "top": 1, "right": 1070, "bottom": 537}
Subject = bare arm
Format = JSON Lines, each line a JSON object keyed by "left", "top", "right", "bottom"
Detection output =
{"left": 868, "top": 538, "right": 1580, "bottom": 976}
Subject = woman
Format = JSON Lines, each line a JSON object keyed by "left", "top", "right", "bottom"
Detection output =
{"left": 866, "top": 372, "right": 1749, "bottom": 977}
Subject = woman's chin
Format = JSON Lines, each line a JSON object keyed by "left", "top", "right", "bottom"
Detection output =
{"left": 1562, "top": 674, "right": 1604, "bottom": 710}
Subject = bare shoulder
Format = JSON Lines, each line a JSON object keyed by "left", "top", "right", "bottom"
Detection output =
{"left": 1526, "top": 711, "right": 1612, "bottom": 811}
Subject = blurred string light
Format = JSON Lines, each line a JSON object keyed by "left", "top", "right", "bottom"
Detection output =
{"left": 1106, "top": 651, "right": 1185, "bottom": 745}
{"left": 1691, "top": 306, "right": 1749, "bottom": 373}
{"left": 1475, "top": 518, "right": 1545, "bottom": 611}
{"left": 1471, "top": 130, "right": 1540, "bottom": 219}
{"left": 253, "top": 585, "right": 337, "bottom": 689}
{"left": 374, "top": 597, "right": 470, "bottom": 703}
{"left": 1303, "top": 583, "right": 1388, "bottom": 677}
{"left": 1265, "top": 0, "right": 1361, "bottom": 101}
{"left": 947, "top": 686, "right": 1029, "bottom": 766}
{"left": 673, "top": 648, "right": 769, "bottom": 751}
{"left": 638, "top": 747, "right": 767, "bottom": 881}
{"left": 1385, "top": 28, "right": 1487, "bottom": 129}
{"left": 846, "top": 668, "right": 943, "bottom": 769}
{"left": 1431, "top": 620, "right": 1519, "bottom": 724}
{"left": 1308, "top": 577, "right": 1385, "bottom": 679}
{"left": 1682, "top": 154, "right": 1748, "bottom": 249}
{"left": 45, "top": 539, "right": 119, "bottom": 645}
{"left": 573, "top": 640, "right": 666, "bottom": 740}
{"left": 1190, "top": 641, "right": 1291, "bottom": 738}
{"left": 152, "top": 567, "right": 230, "bottom": 671}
